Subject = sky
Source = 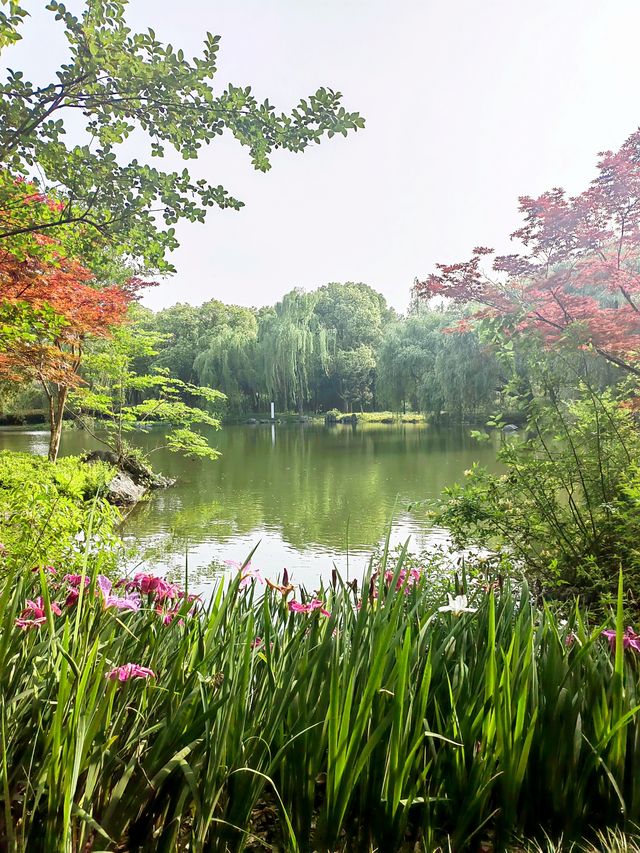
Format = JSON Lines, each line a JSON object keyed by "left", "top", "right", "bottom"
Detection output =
{"left": 6, "top": 0, "right": 640, "bottom": 313}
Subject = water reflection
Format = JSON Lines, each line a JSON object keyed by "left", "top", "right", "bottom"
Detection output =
{"left": 0, "top": 423, "right": 501, "bottom": 587}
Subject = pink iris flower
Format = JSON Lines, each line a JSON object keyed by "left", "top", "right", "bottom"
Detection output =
{"left": 63, "top": 575, "right": 90, "bottom": 607}
{"left": 602, "top": 627, "right": 640, "bottom": 654}
{"left": 178, "top": 592, "right": 202, "bottom": 615}
{"left": 240, "top": 566, "right": 264, "bottom": 589}
{"left": 155, "top": 603, "right": 185, "bottom": 626}
{"left": 15, "top": 596, "right": 62, "bottom": 629}
{"left": 225, "top": 560, "right": 265, "bottom": 589}
{"left": 383, "top": 567, "right": 422, "bottom": 594}
{"left": 106, "top": 663, "right": 156, "bottom": 682}
{"left": 32, "top": 565, "right": 57, "bottom": 575}
{"left": 97, "top": 576, "right": 141, "bottom": 612}
{"left": 63, "top": 574, "right": 90, "bottom": 587}
{"left": 288, "top": 598, "right": 331, "bottom": 617}
{"left": 125, "top": 573, "right": 179, "bottom": 601}
{"left": 65, "top": 589, "right": 80, "bottom": 608}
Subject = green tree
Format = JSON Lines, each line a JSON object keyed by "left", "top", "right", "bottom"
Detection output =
{"left": 377, "top": 315, "right": 436, "bottom": 412}
{"left": 377, "top": 308, "right": 500, "bottom": 417}
{"left": 0, "top": 1, "right": 365, "bottom": 270}
{"left": 334, "top": 344, "right": 376, "bottom": 412}
{"left": 193, "top": 307, "right": 259, "bottom": 412}
{"left": 147, "top": 300, "right": 251, "bottom": 384}
{"left": 71, "top": 309, "right": 225, "bottom": 462}
{"left": 259, "top": 290, "right": 330, "bottom": 413}
{"left": 314, "top": 282, "right": 393, "bottom": 350}
{"left": 310, "top": 282, "right": 393, "bottom": 410}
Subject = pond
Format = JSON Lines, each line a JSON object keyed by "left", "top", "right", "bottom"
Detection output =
{"left": 0, "top": 423, "right": 501, "bottom": 590}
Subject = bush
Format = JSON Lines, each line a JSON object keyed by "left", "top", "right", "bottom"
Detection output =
{"left": 0, "top": 451, "right": 121, "bottom": 575}
{"left": 434, "top": 392, "right": 640, "bottom": 608}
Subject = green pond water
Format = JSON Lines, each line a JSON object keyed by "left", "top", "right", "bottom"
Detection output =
{"left": 0, "top": 423, "right": 501, "bottom": 590}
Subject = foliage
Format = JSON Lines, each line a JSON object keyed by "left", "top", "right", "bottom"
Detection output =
{"left": 0, "top": 239, "right": 139, "bottom": 459}
{"left": 258, "top": 289, "right": 330, "bottom": 413}
{"left": 0, "top": 1, "right": 364, "bottom": 271}
{"left": 0, "top": 243, "right": 134, "bottom": 380}
{"left": 132, "top": 288, "right": 501, "bottom": 418}
{"left": 71, "top": 313, "right": 225, "bottom": 462}
{"left": 154, "top": 301, "right": 257, "bottom": 386}
{"left": 0, "top": 280, "right": 507, "bottom": 422}
{"left": 314, "top": 281, "right": 394, "bottom": 350}
{"left": 334, "top": 344, "right": 376, "bottom": 411}
{"left": 523, "top": 828, "right": 640, "bottom": 853}
{"left": 377, "top": 307, "right": 502, "bottom": 416}
{"left": 1, "top": 544, "right": 640, "bottom": 850}
{"left": 0, "top": 450, "right": 120, "bottom": 574}
{"left": 138, "top": 283, "right": 400, "bottom": 415}
{"left": 433, "top": 389, "right": 640, "bottom": 606}
{"left": 327, "top": 410, "right": 428, "bottom": 424}
{"left": 414, "top": 128, "right": 640, "bottom": 378}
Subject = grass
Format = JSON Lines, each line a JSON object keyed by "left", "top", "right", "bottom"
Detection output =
{"left": 520, "top": 827, "right": 640, "bottom": 851}
{"left": 1, "top": 540, "right": 640, "bottom": 851}
{"left": 224, "top": 410, "right": 428, "bottom": 425}
{"left": 322, "top": 409, "right": 427, "bottom": 424}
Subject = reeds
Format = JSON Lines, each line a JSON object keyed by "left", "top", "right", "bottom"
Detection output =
{"left": 1, "top": 549, "right": 639, "bottom": 851}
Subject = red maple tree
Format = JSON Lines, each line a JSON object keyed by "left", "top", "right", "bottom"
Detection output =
{"left": 0, "top": 242, "right": 139, "bottom": 461}
{"left": 414, "top": 129, "right": 640, "bottom": 377}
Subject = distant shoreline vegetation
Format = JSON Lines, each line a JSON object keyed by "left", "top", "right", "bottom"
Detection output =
{"left": 0, "top": 283, "right": 505, "bottom": 428}
{"left": 0, "top": 409, "right": 513, "bottom": 429}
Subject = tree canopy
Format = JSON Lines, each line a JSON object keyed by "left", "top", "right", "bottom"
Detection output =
{"left": 414, "top": 128, "right": 640, "bottom": 378}
{"left": 0, "top": 0, "right": 365, "bottom": 271}
{"left": 117, "top": 283, "right": 501, "bottom": 418}
{"left": 0, "top": 239, "right": 137, "bottom": 458}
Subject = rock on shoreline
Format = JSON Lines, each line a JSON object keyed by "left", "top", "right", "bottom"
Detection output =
{"left": 83, "top": 450, "right": 176, "bottom": 507}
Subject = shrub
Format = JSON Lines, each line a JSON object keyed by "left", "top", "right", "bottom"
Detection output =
{"left": 433, "top": 391, "right": 640, "bottom": 608}
{"left": 0, "top": 451, "right": 121, "bottom": 575}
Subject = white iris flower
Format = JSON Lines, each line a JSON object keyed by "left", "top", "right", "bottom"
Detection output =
{"left": 438, "top": 593, "right": 477, "bottom": 617}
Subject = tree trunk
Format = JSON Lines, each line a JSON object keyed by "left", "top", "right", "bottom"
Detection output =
{"left": 48, "top": 385, "right": 68, "bottom": 463}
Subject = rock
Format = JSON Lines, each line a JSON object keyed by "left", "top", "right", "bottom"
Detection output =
{"left": 245, "top": 418, "right": 258, "bottom": 425}
{"left": 83, "top": 449, "right": 175, "bottom": 502}
{"left": 106, "top": 472, "right": 146, "bottom": 506}
{"left": 148, "top": 473, "right": 176, "bottom": 489}
{"left": 502, "top": 424, "right": 519, "bottom": 432}
{"left": 84, "top": 449, "right": 120, "bottom": 467}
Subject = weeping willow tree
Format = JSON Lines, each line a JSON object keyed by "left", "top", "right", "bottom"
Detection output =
{"left": 259, "top": 289, "right": 332, "bottom": 413}
{"left": 377, "top": 308, "right": 502, "bottom": 417}
{"left": 193, "top": 308, "right": 259, "bottom": 411}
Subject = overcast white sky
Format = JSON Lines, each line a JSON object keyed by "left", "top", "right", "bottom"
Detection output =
{"left": 7, "top": 1, "right": 640, "bottom": 312}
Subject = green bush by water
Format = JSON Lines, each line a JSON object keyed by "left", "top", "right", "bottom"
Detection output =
{"left": 434, "top": 392, "right": 640, "bottom": 609}
{"left": 0, "top": 452, "right": 121, "bottom": 575}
